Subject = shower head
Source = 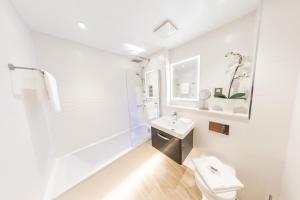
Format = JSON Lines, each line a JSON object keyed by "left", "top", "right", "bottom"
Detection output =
{"left": 131, "top": 56, "right": 150, "bottom": 63}
{"left": 131, "top": 58, "right": 143, "bottom": 63}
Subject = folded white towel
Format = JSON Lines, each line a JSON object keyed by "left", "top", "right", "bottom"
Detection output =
{"left": 144, "top": 102, "right": 158, "bottom": 121}
{"left": 193, "top": 156, "right": 244, "bottom": 193}
{"left": 44, "top": 71, "right": 61, "bottom": 112}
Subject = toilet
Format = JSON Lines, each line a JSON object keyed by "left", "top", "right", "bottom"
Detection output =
{"left": 193, "top": 156, "right": 243, "bottom": 200}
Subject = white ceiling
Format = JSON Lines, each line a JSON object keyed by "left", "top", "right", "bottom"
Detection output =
{"left": 11, "top": 0, "right": 259, "bottom": 57}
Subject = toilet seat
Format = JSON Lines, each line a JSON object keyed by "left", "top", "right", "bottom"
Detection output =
{"left": 195, "top": 172, "right": 237, "bottom": 200}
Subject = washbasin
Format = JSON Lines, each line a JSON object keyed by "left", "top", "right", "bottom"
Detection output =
{"left": 151, "top": 116, "right": 195, "bottom": 139}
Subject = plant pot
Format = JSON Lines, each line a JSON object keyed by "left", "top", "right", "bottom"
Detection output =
{"left": 222, "top": 99, "right": 245, "bottom": 113}
{"left": 212, "top": 98, "right": 246, "bottom": 113}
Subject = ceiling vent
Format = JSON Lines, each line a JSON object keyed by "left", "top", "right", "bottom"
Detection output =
{"left": 131, "top": 56, "right": 150, "bottom": 63}
{"left": 153, "top": 20, "right": 177, "bottom": 39}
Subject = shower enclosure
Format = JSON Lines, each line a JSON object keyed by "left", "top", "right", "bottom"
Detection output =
{"left": 126, "top": 66, "right": 150, "bottom": 147}
{"left": 45, "top": 64, "right": 159, "bottom": 199}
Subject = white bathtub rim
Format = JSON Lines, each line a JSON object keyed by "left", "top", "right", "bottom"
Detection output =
{"left": 59, "top": 123, "right": 149, "bottom": 159}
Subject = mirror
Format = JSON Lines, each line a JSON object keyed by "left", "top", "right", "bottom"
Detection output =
{"left": 166, "top": 0, "right": 261, "bottom": 119}
{"left": 170, "top": 56, "right": 200, "bottom": 101}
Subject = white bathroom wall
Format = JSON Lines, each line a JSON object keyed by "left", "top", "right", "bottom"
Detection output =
{"left": 32, "top": 32, "right": 135, "bottom": 156}
{"left": 279, "top": 74, "right": 300, "bottom": 200}
{"left": 0, "top": 0, "right": 52, "bottom": 199}
{"left": 146, "top": 0, "right": 300, "bottom": 199}
{"left": 278, "top": 2, "right": 300, "bottom": 196}
{"left": 257, "top": 0, "right": 300, "bottom": 196}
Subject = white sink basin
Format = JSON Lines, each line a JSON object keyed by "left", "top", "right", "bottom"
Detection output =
{"left": 151, "top": 116, "right": 195, "bottom": 139}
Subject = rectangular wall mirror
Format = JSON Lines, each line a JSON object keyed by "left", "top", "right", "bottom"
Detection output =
{"left": 171, "top": 56, "right": 200, "bottom": 101}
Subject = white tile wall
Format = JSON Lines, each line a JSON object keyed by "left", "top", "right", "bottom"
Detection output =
{"left": 32, "top": 32, "right": 135, "bottom": 156}
{"left": 0, "top": 0, "right": 52, "bottom": 199}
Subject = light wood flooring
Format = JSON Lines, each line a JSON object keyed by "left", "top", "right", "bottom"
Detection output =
{"left": 57, "top": 142, "right": 202, "bottom": 200}
{"left": 104, "top": 152, "right": 202, "bottom": 200}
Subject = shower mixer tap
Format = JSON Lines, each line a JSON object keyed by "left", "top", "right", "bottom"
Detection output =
{"left": 172, "top": 112, "right": 178, "bottom": 121}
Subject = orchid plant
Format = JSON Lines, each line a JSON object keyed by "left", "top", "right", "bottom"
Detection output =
{"left": 215, "top": 52, "right": 249, "bottom": 100}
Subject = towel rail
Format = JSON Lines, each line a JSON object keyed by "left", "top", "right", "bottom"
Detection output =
{"left": 8, "top": 64, "right": 44, "bottom": 75}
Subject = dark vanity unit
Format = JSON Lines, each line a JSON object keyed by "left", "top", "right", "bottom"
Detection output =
{"left": 151, "top": 127, "right": 193, "bottom": 164}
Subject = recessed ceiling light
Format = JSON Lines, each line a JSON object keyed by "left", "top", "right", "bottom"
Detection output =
{"left": 123, "top": 43, "right": 145, "bottom": 55}
{"left": 77, "top": 22, "right": 87, "bottom": 29}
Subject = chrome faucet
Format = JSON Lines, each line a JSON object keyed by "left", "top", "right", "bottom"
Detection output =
{"left": 172, "top": 112, "right": 178, "bottom": 121}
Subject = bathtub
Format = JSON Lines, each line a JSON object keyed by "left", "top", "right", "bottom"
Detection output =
{"left": 45, "top": 123, "right": 151, "bottom": 200}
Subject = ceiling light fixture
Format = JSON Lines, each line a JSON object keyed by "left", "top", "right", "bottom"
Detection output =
{"left": 123, "top": 43, "right": 145, "bottom": 55}
{"left": 77, "top": 22, "right": 87, "bottom": 30}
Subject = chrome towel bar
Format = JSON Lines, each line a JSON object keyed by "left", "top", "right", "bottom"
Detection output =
{"left": 8, "top": 63, "right": 45, "bottom": 75}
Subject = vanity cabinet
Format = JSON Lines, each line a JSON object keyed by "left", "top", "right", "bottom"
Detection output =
{"left": 151, "top": 127, "right": 193, "bottom": 164}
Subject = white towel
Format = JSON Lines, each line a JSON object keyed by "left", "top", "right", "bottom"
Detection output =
{"left": 180, "top": 82, "right": 190, "bottom": 94}
{"left": 193, "top": 156, "right": 244, "bottom": 193}
{"left": 44, "top": 71, "right": 61, "bottom": 112}
{"left": 144, "top": 102, "right": 158, "bottom": 121}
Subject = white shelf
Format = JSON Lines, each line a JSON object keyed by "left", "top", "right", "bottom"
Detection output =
{"left": 168, "top": 105, "right": 249, "bottom": 121}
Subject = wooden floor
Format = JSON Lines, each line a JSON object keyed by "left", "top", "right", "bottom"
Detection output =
{"left": 104, "top": 153, "right": 202, "bottom": 200}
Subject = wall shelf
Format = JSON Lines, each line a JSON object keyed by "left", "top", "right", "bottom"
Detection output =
{"left": 168, "top": 105, "right": 249, "bottom": 121}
